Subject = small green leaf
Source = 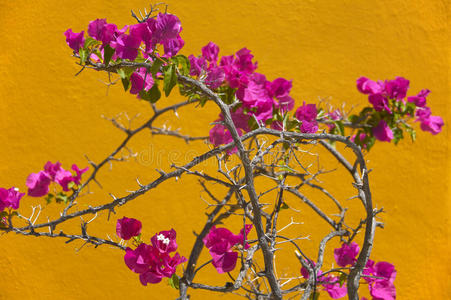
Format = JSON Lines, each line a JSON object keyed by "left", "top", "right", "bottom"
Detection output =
{"left": 168, "top": 274, "right": 180, "bottom": 290}
{"left": 140, "top": 83, "right": 161, "bottom": 103}
{"left": 103, "top": 44, "right": 115, "bottom": 67}
{"left": 392, "top": 127, "right": 403, "bottom": 145}
{"left": 333, "top": 120, "right": 345, "bottom": 136}
{"left": 55, "top": 192, "right": 69, "bottom": 204}
{"left": 45, "top": 193, "right": 54, "bottom": 204}
{"left": 360, "top": 107, "right": 374, "bottom": 117}
{"left": 117, "top": 67, "right": 136, "bottom": 92}
{"left": 121, "top": 78, "right": 130, "bottom": 91}
{"left": 163, "top": 65, "right": 177, "bottom": 97}
{"left": 151, "top": 59, "right": 164, "bottom": 78}
{"left": 348, "top": 114, "right": 359, "bottom": 124}
{"left": 79, "top": 49, "right": 88, "bottom": 64}
{"left": 280, "top": 202, "right": 289, "bottom": 210}
{"left": 175, "top": 54, "right": 190, "bottom": 75}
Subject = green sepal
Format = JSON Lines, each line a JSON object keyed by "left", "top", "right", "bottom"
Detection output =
{"left": 132, "top": 233, "right": 142, "bottom": 245}
{"left": 103, "top": 44, "right": 115, "bottom": 67}
{"left": 168, "top": 274, "right": 180, "bottom": 290}
{"left": 163, "top": 64, "right": 177, "bottom": 97}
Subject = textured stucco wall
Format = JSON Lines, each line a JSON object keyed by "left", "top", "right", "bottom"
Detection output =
{"left": 0, "top": 0, "right": 449, "bottom": 299}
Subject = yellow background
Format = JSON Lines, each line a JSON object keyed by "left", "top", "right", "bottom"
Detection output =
{"left": 0, "top": 0, "right": 449, "bottom": 299}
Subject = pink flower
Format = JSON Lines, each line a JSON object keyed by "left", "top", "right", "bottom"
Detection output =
{"left": 407, "top": 89, "right": 430, "bottom": 107}
{"left": 234, "top": 48, "right": 258, "bottom": 74}
{"left": 372, "top": 120, "right": 393, "bottom": 142}
{"left": 153, "top": 13, "right": 182, "bottom": 42}
{"left": 277, "top": 95, "right": 294, "bottom": 113}
{"left": 71, "top": 164, "right": 89, "bottom": 185}
{"left": 124, "top": 243, "right": 154, "bottom": 273}
{"left": 295, "top": 102, "right": 317, "bottom": 122}
{"left": 384, "top": 77, "right": 409, "bottom": 100}
{"left": 209, "top": 107, "right": 250, "bottom": 149}
{"left": 44, "top": 161, "right": 62, "bottom": 180}
{"left": 26, "top": 171, "right": 51, "bottom": 197}
{"left": 188, "top": 55, "right": 207, "bottom": 76}
{"left": 124, "top": 229, "right": 186, "bottom": 286}
{"left": 356, "top": 77, "right": 384, "bottom": 95}
{"left": 55, "top": 169, "right": 75, "bottom": 192}
{"left": 369, "top": 93, "right": 391, "bottom": 113}
{"left": 0, "top": 187, "right": 25, "bottom": 211}
{"left": 205, "top": 66, "right": 225, "bottom": 89}
{"left": 357, "top": 76, "right": 409, "bottom": 112}
{"left": 203, "top": 224, "right": 252, "bottom": 273}
{"left": 202, "top": 41, "right": 219, "bottom": 63}
{"left": 420, "top": 115, "right": 444, "bottom": 135}
{"left": 269, "top": 78, "right": 292, "bottom": 99}
{"left": 237, "top": 73, "right": 270, "bottom": 108}
{"left": 328, "top": 109, "right": 341, "bottom": 121}
{"left": 364, "top": 261, "right": 396, "bottom": 300}
{"left": 87, "top": 19, "right": 118, "bottom": 45}
{"left": 116, "top": 217, "right": 142, "bottom": 240}
{"left": 334, "top": 242, "right": 360, "bottom": 267}
{"left": 151, "top": 229, "right": 178, "bottom": 254}
{"left": 322, "top": 275, "right": 348, "bottom": 299}
{"left": 111, "top": 33, "right": 141, "bottom": 60}
{"left": 64, "top": 29, "right": 85, "bottom": 52}
{"left": 295, "top": 102, "right": 318, "bottom": 133}
{"left": 130, "top": 68, "right": 154, "bottom": 96}
{"left": 162, "top": 34, "right": 185, "bottom": 57}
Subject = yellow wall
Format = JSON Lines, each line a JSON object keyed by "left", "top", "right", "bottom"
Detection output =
{"left": 0, "top": 0, "right": 449, "bottom": 299}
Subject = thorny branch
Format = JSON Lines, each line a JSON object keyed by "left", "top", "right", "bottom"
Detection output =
{"left": 3, "top": 56, "right": 376, "bottom": 300}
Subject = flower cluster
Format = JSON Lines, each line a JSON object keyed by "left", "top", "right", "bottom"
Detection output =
{"left": 122, "top": 222, "right": 186, "bottom": 286}
{"left": 188, "top": 42, "right": 319, "bottom": 150}
{"left": 203, "top": 224, "right": 253, "bottom": 273}
{"left": 26, "top": 161, "right": 88, "bottom": 198}
{"left": 0, "top": 187, "right": 24, "bottom": 212}
{"left": 301, "top": 242, "right": 396, "bottom": 300}
{"left": 64, "top": 13, "right": 185, "bottom": 101}
{"left": 363, "top": 259, "right": 396, "bottom": 300}
{"left": 65, "top": 13, "right": 183, "bottom": 60}
{"left": 356, "top": 76, "right": 444, "bottom": 145}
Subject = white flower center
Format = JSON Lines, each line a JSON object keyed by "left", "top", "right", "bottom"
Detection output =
{"left": 157, "top": 234, "right": 170, "bottom": 245}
